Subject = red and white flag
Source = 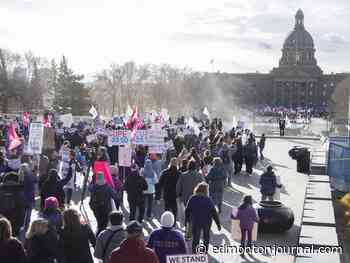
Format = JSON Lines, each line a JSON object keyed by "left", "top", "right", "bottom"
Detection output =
{"left": 23, "top": 112, "right": 30, "bottom": 127}
{"left": 8, "top": 123, "right": 22, "bottom": 151}
{"left": 43, "top": 114, "right": 51, "bottom": 128}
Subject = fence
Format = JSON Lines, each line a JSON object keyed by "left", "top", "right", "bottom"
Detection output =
{"left": 328, "top": 136, "right": 350, "bottom": 192}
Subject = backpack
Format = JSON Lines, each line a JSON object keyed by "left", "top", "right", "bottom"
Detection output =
{"left": 89, "top": 186, "right": 109, "bottom": 210}
{"left": 0, "top": 190, "right": 17, "bottom": 212}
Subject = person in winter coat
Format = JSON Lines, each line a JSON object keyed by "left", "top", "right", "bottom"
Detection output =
{"left": 94, "top": 211, "right": 126, "bottom": 263}
{"left": 202, "top": 150, "right": 213, "bottom": 177}
{"left": 0, "top": 172, "right": 25, "bottom": 237}
{"left": 64, "top": 150, "right": 81, "bottom": 206}
{"left": 206, "top": 157, "right": 227, "bottom": 214}
{"left": 176, "top": 159, "right": 204, "bottom": 207}
{"left": 42, "top": 196, "right": 63, "bottom": 235}
{"left": 259, "top": 166, "right": 281, "bottom": 201}
{"left": 148, "top": 211, "right": 187, "bottom": 263}
{"left": 110, "top": 165, "right": 123, "bottom": 210}
{"left": 0, "top": 217, "right": 26, "bottom": 263}
{"left": 109, "top": 220, "right": 159, "bottom": 263}
{"left": 233, "top": 137, "right": 243, "bottom": 175}
{"left": 124, "top": 164, "right": 148, "bottom": 223}
{"left": 243, "top": 138, "right": 258, "bottom": 175}
{"left": 24, "top": 218, "right": 61, "bottom": 263}
{"left": 185, "top": 182, "right": 221, "bottom": 254}
{"left": 59, "top": 208, "right": 96, "bottom": 263}
{"left": 259, "top": 134, "right": 266, "bottom": 160}
{"left": 231, "top": 195, "right": 259, "bottom": 251}
{"left": 19, "top": 162, "right": 37, "bottom": 231}
{"left": 141, "top": 159, "right": 158, "bottom": 219}
{"left": 220, "top": 143, "right": 234, "bottom": 186}
{"left": 158, "top": 158, "right": 180, "bottom": 222}
{"left": 41, "top": 168, "right": 73, "bottom": 208}
{"left": 89, "top": 171, "right": 118, "bottom": 235}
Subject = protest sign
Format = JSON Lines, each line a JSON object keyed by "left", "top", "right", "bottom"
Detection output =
{"left": 43, "top": 127, "right": 55, "bottom": 150}
{"left": 108, "top": 130, "right": 131, "bottom": 146}
{"left": 167, "top": 254, "right": 208, "bottom": 263}
{"left": 28, "top": 122, "right": 44, "bottom": 154}
{"left": 132, "top": 130, "right": 148, "bottom": 145}
{"left": 149, "top": 144, "right": 166, "bottom": 154}
{"left": 146, "top": 129, "right": 164, "bottom": 146}
{"left": 118, "top": 146, "right": 132, "bottom": 167}
{"left": 60, "top": 114, "right": 73, "bottom": 128}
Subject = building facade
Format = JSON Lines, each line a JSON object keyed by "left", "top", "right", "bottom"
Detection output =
{"left": 226, "top": 9, "right": 349, "bottom": 108}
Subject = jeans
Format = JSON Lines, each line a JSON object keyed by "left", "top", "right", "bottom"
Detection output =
{"left": 192, "top": 224, "right": 211, "bottom": 254}
{"left": 224, "top": 163, "right": 233, "bottom": 185}
{"left": 24, "top": 204, "right": 33, "bottom": 231}
{"left": 144, "top": 193, "right": 154, "bottom": 218}
{"left": 129, "top": 202, "right": 145, "bottom": 223}
{"left": 240, "top": 228, "right": 252, "bottom": 248}
{"left": 245, "top": 158, "right": 254, "bottom": 174}
{"left": 65, "top": 188, "right": 73, "bottom": 205}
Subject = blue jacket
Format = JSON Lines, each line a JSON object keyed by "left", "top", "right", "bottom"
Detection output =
{"left": 148, "top": 227, "right": 187, "bottom": 263}
{"left": 259, "top": 171, "right": 277, "bottom": 195}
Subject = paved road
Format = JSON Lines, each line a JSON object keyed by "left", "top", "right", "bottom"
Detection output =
{"left": 30, "top": 138, "right": 321, "bottom": 263}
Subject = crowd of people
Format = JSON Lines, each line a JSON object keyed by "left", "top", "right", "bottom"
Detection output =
{"left": 0, "top": 114, "right": 283, "bottom": 262}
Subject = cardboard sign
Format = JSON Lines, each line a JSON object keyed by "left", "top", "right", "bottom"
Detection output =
{"left": 108, "top": 130, "right": 131, "bottom": 146}
{"left": 28, "top": 122, "right": 44, "bottom": 154}
{"left": 167, "top": 255, "right": 208, "bottom": 263}
{"left": 60, "top": 114, "right": 73, "bottom": 128}
{"left": 43, "top": 127, "right": 55, "bottom": 150}
{"left": 118, "top": 146, "right": 132, "bottom": 167}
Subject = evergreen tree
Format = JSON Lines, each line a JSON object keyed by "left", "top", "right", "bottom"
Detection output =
{"left": 53, "top": 56, "right": 91, "bottom": 115}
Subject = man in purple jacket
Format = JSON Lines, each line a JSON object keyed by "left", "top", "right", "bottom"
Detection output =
{"left": 147, "top": 211, "right": 187, "bottom": 263}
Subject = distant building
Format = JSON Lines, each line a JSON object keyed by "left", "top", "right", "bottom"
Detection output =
{"left": 220, "top": 9, "right": 349, "bottom": 108}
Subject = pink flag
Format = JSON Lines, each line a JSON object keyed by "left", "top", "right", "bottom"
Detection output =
{"left": 23, "top": 112, "right": 30, "bottom": 127}
{"left": 8, "top": 123, "right": 22, "bottom": 151}
{"left": 93, "top": 161, "right": 115, "bottom": 188}
{"left": 43, "top": 114, "right": 52, "bottom": 128}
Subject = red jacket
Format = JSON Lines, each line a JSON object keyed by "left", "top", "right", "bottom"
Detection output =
{"left": 109, "top": 237, "right": 159, "bottom": 263}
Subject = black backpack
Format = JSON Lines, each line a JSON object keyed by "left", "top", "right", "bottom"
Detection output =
{"left": 89, "top": 186, "right": 109, "bottom": 210}
{"left": 0, "top": 190, "right": 17, "bottom": 212}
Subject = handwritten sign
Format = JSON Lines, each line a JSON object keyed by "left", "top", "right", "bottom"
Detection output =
{"left": 108, "top": 130, "right": 131, "bottom": 146}
{"left": 28, "top": 122, "right": 44, "bottom": 154}
{"left": 118, "top": 146, "right": 132, "bottom": 167}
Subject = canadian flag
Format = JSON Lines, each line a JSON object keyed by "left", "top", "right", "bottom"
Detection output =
{"left": 8, "top": 123, "right": 22, "bottom": 151}
{"left": 43, "top": 114, "right": 51, "bottom": 128}
{"left": 126, "top": 107, "right": 143, "bottom": 139}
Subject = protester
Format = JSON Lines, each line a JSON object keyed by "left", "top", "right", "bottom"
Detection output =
{"left": 109, "top": 220, "right": 159, "bottom": 263}
{"left": 206, "top": 157, "right": 227, "bottom": 214}
{"left": 220, "top": 143, "right": 234, "bottom": 185}
{"left": 42, "top": 196, "right": 63, "bottom": 235}
{"left": 94, "top": 211, "right": 126, "bottom": 263}
{"left": 0, "top": 172, "right": 25, "bottom": 236}
{"left": 41, "top": 168, "right": 73, "bottom": 208}
{"left": 141, "top": 159, "right": 158, "bottom": 219}
{"left": 148, "top": 211, "right": 187, "bottom": 263}
{"left": 0, "top": 217, "right": 26, "bottom": 263}
{"left": 244, "top": 138, "right": 258, "bottom": 175}
{"left": 231, "top": 195, "right": 259, "bottom": 251}
{"left": 176, "top": 159, "right": 204, "bottom": 208}
{"left": 233, "top": 137, "right": 243, "bottom": 175}
{"left": 89, "top": 171, "right": 118, "bottom": 235}
{"left": 158, "top": 158, "right": 180, "bottom": 222}
{"left": 59, "top": 208, "right": 96, "bottom": 263}
{"left": 24, "top": 218, "right": 61, "bottom": 263}
{"left": 110, "top": 165, "right": 123, "bottom": 210}
{"left": 124, "top": 163, "right": 148, "bottom": 222}
{"left": 202, "top": 149, "right": 213, "bottom": 177}
{"left": 185, "top": 182, "right": 221, "bottom": 254}
{"left": 259, "top": 134, "right": 266, "bottom": 160}
{"left": 259, "top": 166, "right": 281, "bottom": 201}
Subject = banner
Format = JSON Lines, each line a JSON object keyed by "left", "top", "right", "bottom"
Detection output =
{"left": 167, "top": 255, "right": 208, "bottom": 263}
{"left": 28, "top": 122, "right": 44, "bottom": 154}
{"left": 60, "top": 114, "right": 73, "bottom": 128}
{"left": 93, "top": 161, "right": 114, "bottom": 188}
{"left": 108, "top": 130, "right": 131, "bottom": 146}
{"left": 118, "top": 146, "right": 132, "bottom": 167}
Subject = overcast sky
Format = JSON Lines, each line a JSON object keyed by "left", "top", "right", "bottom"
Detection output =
{"left": 0, "top": 0, "right": 349, "bottom": 77}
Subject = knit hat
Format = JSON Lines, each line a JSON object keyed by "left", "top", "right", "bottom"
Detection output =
{"left": 126, "top": 220, "right": 143, "bottom": 234}
{"left": 44, "top": 196, "right": 59, "bottom": 210}
{"left": 96, "top": 171, "right": 106, "bottom": 185}
{"left": 161, "top": 211, "right": 174, "bottom": 228}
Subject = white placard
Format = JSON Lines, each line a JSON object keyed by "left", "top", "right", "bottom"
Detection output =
{"left": 118, "top": 146, "right": 132, "bottom": 167}
{"left": 108, "top": 130, "right": 131, "bottom": 146}
{"left": 167, "top": 254, "right": 208, "bottom": 263}
{"left": 60, "top": 113, "right": 73, "bottom": 128}
{"left": 147, "top": 129, "right": 164, "bottom": 146}
{"left": 28, "top": 122, "right": 44, "bottom": 154}
{"left": 86, "top": 134, "right": 97, "bottom": 143}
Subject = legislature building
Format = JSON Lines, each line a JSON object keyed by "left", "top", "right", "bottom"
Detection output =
{"left": 225, "top": 9, "right": 349, "bottom": 108}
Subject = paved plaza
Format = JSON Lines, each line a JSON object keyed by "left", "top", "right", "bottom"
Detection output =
{"left": 29, "top": 138, "right": 321, "bottom": 262}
